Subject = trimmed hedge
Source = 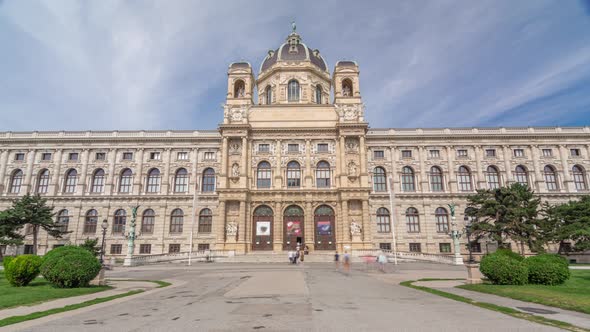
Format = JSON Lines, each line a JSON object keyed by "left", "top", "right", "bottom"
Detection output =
{"left": 525, "top": 254, "right": 570, "bottom": 285}
{"left": 41, "top": 246, "right": 101, "bottom": 288}
{"left": 494, "top": 249, "right": 524, "bottom": 262}
{"left": 480, "top": 251, "right": 528, "bottom": 285}
{"left": 3, "top": 255, "right": 42, "bottom": 287}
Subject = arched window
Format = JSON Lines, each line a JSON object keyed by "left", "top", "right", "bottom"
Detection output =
{"left": 486, "top": 166, "right": 500, "bottom": 189}
{"left": 342, "top": 78, "right": 353, "bottom": 96}
{"left": 119, "top": 168, "right": 133, "bottom": 193}
{"left": 9, "top": 169, "right": 23, "bottom": 194}
{"left": 430, "top": 166, "right": 444, "bottom": 192}
{"left": 435, "top": 207, "right": 449, "bottom": 233}
{"left": 287, "top": 161, "right": 301, "bottom": 188}
{"left": 141, "top": 209, "right": 155, "bottom": 233}
{"left": 198, "top": 208, "right": 212, "bottom": 233}
{"left": 316, "top": 161, "right": 331, "bottom": 188}
{"left": 257, "top": 162, "right": 272, "bottom": 188}
{"left": 544, "top": 165, "right": 559, "bottom": 191}
{"left": 174, "top": 168, "right": 188, "bottom": 193}
{"left": 288, "top": 80, "right": 300, "bottom": 102}
{"left": 315, "top": 85, "right": 322, "bottom": 104}
{"left": 373, "top": 167, "right": 387, "bottom": 192}
{"left": 146, "top": 168, "right": 161, "bottom": 193}
{"left": 405, "top": 207, "right": 420, "bottom": 233}
{"left": 234, "top": 79, "right": 245, "bottom": 98}
{"left": 376, "top": 207, "right": 391, "bottom": 233}
{"left": 458, "top": 166, "right": 472, "bottom": 191}
{"left": 91, "top": 169, "right": 105, "bottom": 193}
{"left": 113, "top": 209, "right": 126, "bottom": 234}
{"left": 265, "top": 85, "right": 272, "bottom": 105}
{"left": 84, "top": 209, "right": 98, "bottom": 234}
{"left": 401, "top": 166, "right": 415, "bottom": 192}
{"left": 515, "top": 165, "right": 529, "bottom": 186}
{"left": 64, "top": 169, "right": 77, "bottom": 193}
{"left": 36, "top": 169, "right": 50, "bottom": 194}
{"left": 201, "top": 168, "right": 216, "bottom": 192}
{"left": 56, "top": 209, "right": 69, "bottom": 233}
{"left": 572, "top": 165, "right": 587, "bottom": 191}
{"left": 170, "top": 208, "right": 183, "bottom": 233}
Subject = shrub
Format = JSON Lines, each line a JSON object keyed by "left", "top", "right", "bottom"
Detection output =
{"left": 480, "top": 251, "right": 528, "bottom": 285}
{"left": 41, "top": 246, "right": 101, "bottom": 288}
{"left": 525, "top": 254, "right": 570, "bottom": 285}
{"left": 494, "top": 248, "right": 524, "bottom": 261}
{"left": 3, "top": 256, "right": 14, "bottom": 269}
{"left": 4, "top": 255, "right": 42, "bottom": 287}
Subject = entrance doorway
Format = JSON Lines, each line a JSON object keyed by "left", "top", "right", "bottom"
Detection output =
{"left": 283, "top": 205, "right": 304, "bottom": 250}
{"left": 314, "top": 205, "right": 336, "bottom": 250}
{"left": 252, "top": 205, "right": 273, "bottom": 251}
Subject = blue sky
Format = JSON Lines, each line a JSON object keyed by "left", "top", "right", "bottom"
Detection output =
{"left": 1, "top": 0, "right": 589, "bottom": 131}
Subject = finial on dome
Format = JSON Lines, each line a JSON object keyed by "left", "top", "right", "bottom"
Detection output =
{"left": 291, "top": 21, "right": 296, "bottom": 32}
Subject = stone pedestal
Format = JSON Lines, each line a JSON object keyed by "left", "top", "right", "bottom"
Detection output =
{"left": 90, "top": 267, "right": 106, "bottom": 286}
{"left": 465, "top": 263, "right": 483, "bottom": 284}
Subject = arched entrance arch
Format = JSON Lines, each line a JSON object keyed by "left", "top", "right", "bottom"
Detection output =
{"left": 252, "top": 205, "right": 273, "bottom": 251}
{"left": 314, "top": 205, "right": 336, "bottom": 250}
{"left": 283, "top": 205, "right": 304, "bottom": 250}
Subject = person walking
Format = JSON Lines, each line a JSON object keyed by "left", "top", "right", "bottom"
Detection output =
{"left": 294, "top": 249, "right": 299, "bottom": 265}
{"left": 288, "top": 250, "right": 294, "bottom": 264}
{"left": 343, "top": 251, "right": 351, "bottom": 275}
{"left": 299, "top": 247, "right": 305, "bottom": 263}
{"left": 334, "top": 251, "right": 340, "bottom": 270}
{"left": 377, "top": 251, "right": 387, "bottom": 272}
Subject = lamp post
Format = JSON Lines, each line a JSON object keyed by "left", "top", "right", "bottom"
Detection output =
{"left": 448, "top": 203, "right": 464, "bottom": 265}
{"left": 464, "top": 215, "right": 475, "bottom": 264}
{"left": 100, "top": 219, "right": 108, "bottom": 265}
{"left": 123, "top": 205, "right": 140, "bottom": 267}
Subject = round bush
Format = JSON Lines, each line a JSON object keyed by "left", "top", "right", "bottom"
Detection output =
{"left": 525, "top": 254, "right": 570, "bottom": 285}
{"left": 41, "top": 246, "right": 101, "bottom": 288}
{"left": 4, "top": 255, "right": 42, "bottom": 287}
{"left": 494, "top": 248, "right": 524, "bottom": 261}
{"left": 480, "top": 252, "right": 528, "bottom": 285}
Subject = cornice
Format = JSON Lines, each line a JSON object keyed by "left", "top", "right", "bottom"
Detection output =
{"left": 367, "top": 127, "right": 590, "bottom": 141}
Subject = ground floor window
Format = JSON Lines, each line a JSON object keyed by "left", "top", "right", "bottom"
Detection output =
{"left": 24, "top": 245, "right": 34, "bottom": 254}
{"left": 169, "top": 244, "right": 181, "bottom": 253}
{"left": 409, "top": 243, "right": 421, "bottom": 252}
{"left": 198, "top": 244, "right": 210, "bottom": 251}
{"left": 439, "top": 243, "right": 451, "bottom": 253}
{"left": 139, "top": 244, "right": 151, "bottom": 254}
{"left": 110, "top": 244, "right": 122, "bottom": 254}
{"left": 52, "top": 244, "right": 64, "bottom": 249}
{"left": 470, "top": 242, "right": 482, "bottom": 253}
{"left": 379, "top": 243, "right": 391, "bottom": 250}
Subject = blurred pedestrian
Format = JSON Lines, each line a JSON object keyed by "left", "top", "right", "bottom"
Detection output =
{"left": 334, "top": 251, "right": 340, "bottom": 270}
{"left": 377, "top": 251, "right": 387, "bottom": 272}
{"left": 343, "top": 251, "right": 351, "bottom": 275}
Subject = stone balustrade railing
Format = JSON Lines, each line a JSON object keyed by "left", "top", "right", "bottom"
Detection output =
{"left": 367, "top": 126, "right": 590, "bottom": 137}
{"left": 352, "top": 249, "right": 455, "bottom": 264}
{"left": 0, "top": 130, "right": 220, "bottom": 140}
{"left": 129, "top": 249, "right": 235, "bottom": 266}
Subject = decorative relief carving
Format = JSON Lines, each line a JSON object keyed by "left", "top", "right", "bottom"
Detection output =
{"left": 231, "top": 163, "right": 240, "bottom": 177}
{"left": 223, "top": 105, "right": 250, "bottom": 124}
{"left": 347, "top": 160, "right": 358, "bottom": 177}
{"left": 350, "top": 219, "right": 362, "bottom": 235}
{"left": 226, "top": 221, "right": 238, "bottom": 237}
{"left": 345, "top": 138, "right": 359, "bottom": 153}
{"left": 335, "top": 104, "right": 365, "bottom": 122}
{"left": 229, "top": 140, "right": 242, "bottom": 155}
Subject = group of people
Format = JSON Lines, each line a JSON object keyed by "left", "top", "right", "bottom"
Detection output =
{"left": 288, "top": 245, "right": 308, "bottom": 265}
{"left": 334, "top": 251, "right": 389, "bottom": 274}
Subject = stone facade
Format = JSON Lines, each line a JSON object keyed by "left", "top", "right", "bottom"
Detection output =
{"left": 1, "top": 29, "right": 589, "bottom": 259}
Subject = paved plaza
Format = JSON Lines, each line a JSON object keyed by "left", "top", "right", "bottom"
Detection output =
{"left": 6, "top": 262, "right": 565, "bottom": 331}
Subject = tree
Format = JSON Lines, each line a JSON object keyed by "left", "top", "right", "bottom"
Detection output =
{"left": 2, "top": 194, "right": 68, "bottom": 255}
{"left": 540, "top": 196, "right": 590, "bottom": 253}
{"left": 0, "top": 210, "right": 24, "bottom": 259}
{"left": 466, "top": 183, "right": 542, "bottom": 254}
{"left": 78, "top": 238, "right": 101, "bottom": 257}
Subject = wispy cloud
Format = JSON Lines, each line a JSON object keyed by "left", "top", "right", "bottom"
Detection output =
{"left": 0, "top": 0, "right": 589, "bottom": 131}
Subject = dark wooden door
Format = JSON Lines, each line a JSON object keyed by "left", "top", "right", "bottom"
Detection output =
{"left": 283, "top": 215, "right": 304, "bottom": 250}
{"left": 252, "top": 216, "right": 273, "bottom": 251}
{"left": 315, "top": 214, "right": 335, "bottom": 250}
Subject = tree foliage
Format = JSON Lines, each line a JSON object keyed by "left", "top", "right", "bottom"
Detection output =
{"left": 78, "top": 238, "right": 101, "bottom": 257}
{"left": 540, "top": 196, "right": 590, "bottom": 253}
{"left": 0, "top": 210, "right": 24, "bottom": 258}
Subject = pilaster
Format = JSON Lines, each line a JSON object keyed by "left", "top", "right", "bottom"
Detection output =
{"left": 474, "top": 146, "right": 485, "bottom": 189}
{"left": 50, "top": 150, "right": 63, "bottom": 195}
{"left": 133, "top": 148, "right": 144, "bottom": 194}
{"left": 445, "top": 146, "right": 455, "bottom": 193}
{"left": 105, "top": 148, "right": 118, "bottom": 194}
{"left": 78, "top": 149, "right": 90, "bottom": 195}
{"left": 0, "top": 150, "right": 9, "bottom": 194}
{"left": 559, "top": 145, "right": 574, "bottom": 192}
{"left": 162, "top": 148, "right": 172, "bottom": 194}
{"left": 502, "top": 145, "right": 512, "bottom": 185}
{"left": 23, "top": 149, "right": 36, "bottom": 193}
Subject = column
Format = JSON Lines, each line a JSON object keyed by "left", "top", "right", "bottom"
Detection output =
{"left": 305, "top": 139, "right": 312, "bottom": 188}
{"left": 359, "top": 136, "right": 367, "bottom": 185}
{"left": 23, "top": 149, "right": 36, "bottom": 193}
{"left": 502, "top": 145, "right": 512, "bottom": 185}
{"left": 418, "top": 146, "right": 427, "bottom": 192}
{"left": 238, "top": 200, "right": 246, "bottom": 243}
{"left": 221, "top": 137, "right": 228, "bottom": 177}
{"left": 246, "top": 140, "right": 253, "bottom": 189}
{"left": 78, "top": 149, "right": 90, "bottom": 194}
{"left": 339, "top": 136, "right": 346, "bottom": 188}
{"left": 241, "top": 137, "right": 248, "bottom": 182}
{"left": 218, "top": 201, "right": 226, "bottom": 244}
{"left": 361, "top": 200, "right": 370, "bottom": 242}
{"left": 0, "top": 150, "right": 9, "bottom": 193}
{"left": 50, "top": 150, "right": 63, "bottom": 195}
{"left": 133, "top": 148, "right": 144, "bottom": 194}
{"left": 559, "top": 145, "right": 573, "bottom": 192}
{"left": 105, "top": 148, "right": 118, "bottom": 194}
{"left": 273, "top": 201, "right": 281, "bottom": 251}
{"left": 341, "top": 200, "right": 349, "bottom": 245}
{"left": 474, "top": 146, "right": 485, "bottom": 189}
{"left": 530, "top": 145, "right": 543, "bottom": 192}
{"left": 274, "top": 139, "right": 282, "bottom": 189}
{"left": 305, "top": 201, "right": 313, "bottom": 250}
{"left": 191, "top": 148, "right": 199, "bottom": 194}
{"left": 389, "top": 147, "right": 399, "bottom": 192}
{"left": 445, "top": 146, "right": 455, "bottom": 193}
{"left": 162, "top": 148, "right": 172, "bottom": 194}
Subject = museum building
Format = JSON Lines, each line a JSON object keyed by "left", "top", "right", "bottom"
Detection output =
{"left": 1, "top": 28, "right": 589, "bottom": 258}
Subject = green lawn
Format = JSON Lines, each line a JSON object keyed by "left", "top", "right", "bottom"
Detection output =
{"left": 459, "top": 270, "right": 590, "bottom": 314}
{"left": 0, "top": 271, "right": 111, "bottom": 309}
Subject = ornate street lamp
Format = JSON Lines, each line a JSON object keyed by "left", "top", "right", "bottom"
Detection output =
{"left": 447, "top": 203, "right": 464, "bottom": 265}
{"left": 100, "top": 219, "right": 108, "bottom": 265}
{"left": 464, "top": 215, "right": 475, "bottom": 264}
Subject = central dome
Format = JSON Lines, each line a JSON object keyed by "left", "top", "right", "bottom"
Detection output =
{"left": 259, "top": 30, "right": 328, "bottom": 73}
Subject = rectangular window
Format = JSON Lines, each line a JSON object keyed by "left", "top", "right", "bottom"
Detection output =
{"left": 379, "top": 243, "right": 391, "bottom": 251}
{"left": 470, "top": 242, "right": 482, "bottom": 253}
{"left": 68, "top": 152, "right": 79, "bottom": 161}
{"left": 409, "top": 243, "right": 422, "bottom": 253}
{"left": 122, "top": 152, "right": 133, "bottom": 160}
{"left": 177, "top": 152, "right": 188, "bottom": 160}
{"left": 169, "top": 244, "right": 181, "bottom": 253}
{"left": 110, "top": 244, "right": 122, "bottom": 255}
{"left": 542, "top": 149, "right": 552, "bottom": 157}
{"left": 288, "top": 144, "right": 299, "bottom": 153}
{"left": 317, "top": 143, "right": 329, "bottom": 152}
{"left": 204, "top": 151, "right": 215, "bottom": 160}
{"left": 258, "top": 144, "right": 270, "bottom": 153}
{"left": 197, "top": 244, "right": 210, "bottom": 251}
{"left": 14, "top": 153, "right": 25, "bottom": 161}
{"left": 513, "top": 149, "right": 524, "bottom": 157}
{"left": 485, "top": 149, "right": 496, "bottom": 157}
{"left": 23, "top": 244, "right": 34, "bottom": 254}
{"left": 139, "top": 244, "right": 151, "bottom": 254}
{"left": 571, "top": 148, "right": 581, "bottom": 157}
{"left": 373, "top": 150, "right": 384, "bottom": 159}
{"left": 401, "top": 150, "right": 412, "bottom": 158}
{"left": 457, "top": 149, "right": 468, "bottom": 157}
{"left": 429, "top": 150, "right": 440, "bottom": 158}
{"left": 439, "top": 243, "right": 452, "bottom": 253}
{"left": 95, "top": 152, "right": 106, "bottom": 161}
{"left": 149, "top": 152, "right": 161, "bottom": 160}
{"left": 41, "top": 153, "right": 52, "bottom": 161}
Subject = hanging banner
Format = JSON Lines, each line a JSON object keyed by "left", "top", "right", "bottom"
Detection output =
{"left": 286, "top": 221, "right": 302, "bottom": 236}
{"left": 256, "top": 221, "right": 271, "bottom": 236}
{"left": 317, "top": 221, "right": 331, "bottom": 235}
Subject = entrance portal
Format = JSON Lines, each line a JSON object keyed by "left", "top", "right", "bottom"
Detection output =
{"left": 314, "top": 205, "right": 336, "bottom": 250}
{"left": 283, "top": 205, "right": 304, "bottom": 250}
{"left": 252, "top": 205, "right": 273, "bottom": 251}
